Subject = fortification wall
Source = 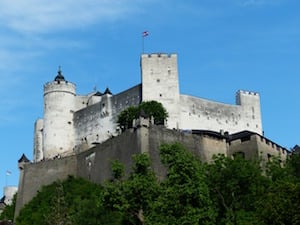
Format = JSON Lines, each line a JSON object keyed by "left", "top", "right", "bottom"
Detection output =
{"left": 228, "top": 134, "right": 288, "bottom": 167}
{"left": 255, "top": 135, "right": 287, "bottom": 163}
{"left": 147, "top": 126, "right": 228, "bottom": 178}
{"left": 75, "top": 125, "right": 228, "bottom": 183}
{"left": 15, "top": 156, "right": 77, "bottom": 217}
{"left": 73, "top": 101, "right": 115, "bottom": 153}
{"left": 111, "top": 84, "right": 142, "bottom": 115}
{"left": 16, "top": 125, "right": 287, "bottom": 218}
{"left": 179, "top": 91, "right": 262, "bottom": 135}
{"left": 228, "top": 135, "right": 260, "bottom": 160}
{"left": 198, "top": 135, "right": 227, "bottom": 162}
{"left": 74, "top": 95, "right": 94, "bottom": 111}
{"left": 76, "top": 128, "right": 142, "bottom": 184}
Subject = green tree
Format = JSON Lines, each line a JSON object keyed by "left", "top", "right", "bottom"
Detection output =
{"left": 138, "top": 101, "right": 168, "bottom": 125}
{"left": 205, "top": 154, "right": 268, "bottom": 225}
{"left": 117, "top": 101, "right": 168, "bottom": 131}
{"left": 147, "top": 143, "right": 216, "bottom": 225}
{"left": 255, "top": 152, "right": 300, "bottom": 225}
{"left": 0, "top": 194, "right": 16, "bottom": 222}
{"left": 117, "top": 106, "right": 139, "bottom": 130}
{"left": 256, "top": 180, "right": 300, "bottom": 225}
{"left": 286, "top": 152, "right": 300, "bottom": 180}
{"left": 102, "top": 153, "right": 159, "bottom": 225}
{"left": 16, "top": 176, "right": 104, "bottom": 225}
{"left": 44, "top": 182, "right": 71, "bottom": 225}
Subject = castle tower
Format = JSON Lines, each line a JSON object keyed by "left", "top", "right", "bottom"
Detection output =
{"left": 236, "top": 90, "right": 263, "bottom": 135}
{"left": 141, "top": 53, "right": 181, "bottom": 129}
{"left": 43, "top": 68, "right": 76, "bottom": 159}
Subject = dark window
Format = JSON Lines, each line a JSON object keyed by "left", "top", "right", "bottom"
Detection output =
{"left": 241, "top": 136, "right": 250, "bottom": 142}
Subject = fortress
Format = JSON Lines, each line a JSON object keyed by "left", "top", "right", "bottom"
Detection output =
{"left": 33, "top": 53, "right": 263, "bottom": 162}
{"left": 14, "top": 53, "right": 288, "bottom": 218}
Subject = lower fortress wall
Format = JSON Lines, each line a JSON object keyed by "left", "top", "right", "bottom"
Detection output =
{"left": 15, "top": 125, "right": 258, "bottom": 218}
{"left": 15, "top": 156, "right": 78, "bottom": 218}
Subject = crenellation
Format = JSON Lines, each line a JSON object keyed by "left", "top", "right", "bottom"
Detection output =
{"left": 237, "top": 90, "right": 259, "bottom": 96}
{"left": 143, "top": 53, "right": 176, "bottom": 58}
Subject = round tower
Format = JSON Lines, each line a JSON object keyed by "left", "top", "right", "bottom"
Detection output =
{"left": 43, "top": 68, "right": 76, "bottom": 159}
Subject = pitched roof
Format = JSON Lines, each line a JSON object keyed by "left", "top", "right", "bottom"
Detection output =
{"left": 104, "top": 87, "right": 112, "bottom": 95}
{"left": 18, "top": 154, "right": 30, "bottom": 163}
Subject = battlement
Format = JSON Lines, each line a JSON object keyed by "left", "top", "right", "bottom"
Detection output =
{"left": 44, "top": 80, "right": 76, "bottom": 88}
{"left": 236, "top": 90, "right": 260, "bottom": 106}
{"left": 236, "top": 90, "right": 259, "bottom": 96}
{"left": 141, "top": 53, "right": 177, "bottom": 58}
{"left": 259, "top": 135, "right": 288, "bottom": 156}
{"left": 44, "top": 80, "right": 76, "bottom": 96}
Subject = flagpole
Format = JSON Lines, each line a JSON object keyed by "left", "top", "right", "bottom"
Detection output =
{"left": 142, "top": 36, "right": 144, "bottom": 53}
{"left": 142, "top": 31, "right": 149, "bottom": 53}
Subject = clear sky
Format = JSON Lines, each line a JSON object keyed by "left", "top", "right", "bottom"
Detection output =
{"left": 0, "top": 0, "right": 299, "bottom": 192}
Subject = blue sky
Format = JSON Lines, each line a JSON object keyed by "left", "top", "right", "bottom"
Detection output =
{"left": 0, "top": 0, "right": 299, "bottom": 191}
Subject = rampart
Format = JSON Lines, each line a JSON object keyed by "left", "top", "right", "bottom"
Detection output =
{"left": 15, "top": 124, "right": 228, "bottom": 217}
{"left": 179, "top": 90, "right": 262, "bottom": 135}
{"left": 15, "top": 122, "right": 288, "bottom": 219}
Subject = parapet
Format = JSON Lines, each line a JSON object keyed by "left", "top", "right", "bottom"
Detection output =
{"left": 236, "top": 90, "right": 259, "bottom": 96}
{"left": 236, "top": 90, "right": 260, "bottom": 106}
{"left": 44, "top": 80, "right": 76, "bottom": 96}
{"left": 141, "top": 53, "right": 177, "bottom": 58}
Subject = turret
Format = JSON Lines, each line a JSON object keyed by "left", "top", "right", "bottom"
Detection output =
{"left": 43, "top": 68, "right": 76, "bottom": 159}
{"left": 236, "top": 90, "right": 263, "bottom": 135}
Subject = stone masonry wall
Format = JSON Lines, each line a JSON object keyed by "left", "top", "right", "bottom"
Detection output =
{"left": 15, "top": 156, "right": 77, "bottom": 217}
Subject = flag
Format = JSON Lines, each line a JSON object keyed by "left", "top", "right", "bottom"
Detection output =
{"left": 142, "top": 31, "right": 149, "bottom": 37}
{"left": 6, "top": 170, "right": 12, "bottom": 176}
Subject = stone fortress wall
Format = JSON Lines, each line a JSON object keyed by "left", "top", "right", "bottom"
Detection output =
{"left": 16, "top": 123, "right": 288, "bottom": 218}
{"left": 180, "top": 90, "right": 262, "bottom": 134}
{"left": 73, "top": 84, "right": 142, "bottom": 153}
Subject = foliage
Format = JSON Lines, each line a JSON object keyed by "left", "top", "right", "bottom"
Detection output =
{"left": 255, "top": 180, "right": 300, "bottom": 225}
{"left": 117, "top": 101, "right": 168, "bottom": 130}
{"left": 111, "top": 160, "right": 125, "bottom": 180}
{"left": 205, "top": 154, "right": 268, "bottom": 225}
{"left": 255, "top": 152, "right": 300, "bottom": 225}
{"left": 0, "top": 220, "right": 14, "bottom": 225}
{"left": 102, "top": 153, "right": 159, "bottom": 225}
{"left": 0, "top": 194, "right": 16, "bottom": 222}
{"left": 286, "top": 152, "right": 300, "bottom": 180}
{"left": 16, "top": 176, "right": 104, "bottom": 225}
{"left": 147, "top": 143, "right": 216, "bottom": 225}
{"left": 44, "top": 182, "right": 71, "bottom": 225}
{"left": 265, "top": 155, "right": 288, "bottom": 182}
{"left": 138, "top": 101, "right": 168, "bottom": 125}
{"left": 117, "top": 106, "right": 139, "bottom": 130}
